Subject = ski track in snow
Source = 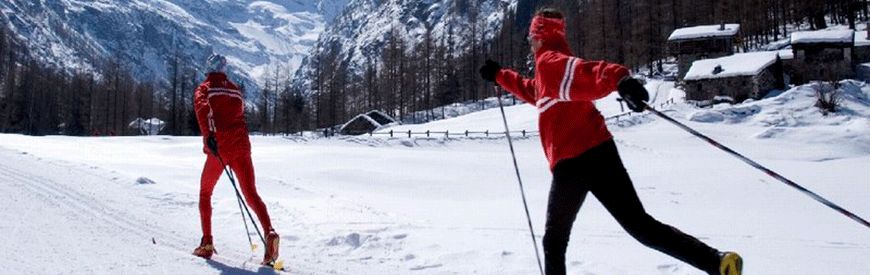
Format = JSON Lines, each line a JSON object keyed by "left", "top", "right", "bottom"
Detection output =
{"left": 0, "top": 148, "right": 320, "bottom": 274}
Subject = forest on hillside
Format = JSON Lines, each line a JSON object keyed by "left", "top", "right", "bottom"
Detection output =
{"left": 304, "top": 0, "right": 867, "bottom": 130}
{"left": 0, "top": 22, "right": 217, "bottom": 136}
{"left": 0, "top": 0, "right": 866, "bottom": 136}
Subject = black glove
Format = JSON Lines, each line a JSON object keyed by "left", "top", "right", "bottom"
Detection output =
{"left": 206, "top": 134, "right": 219, "bottom": 155}
{"left": 479, "top": 59, "right": 501, "bottom": 82}
{"left": 617, "top": 77, "right": 649, "bottom": 112}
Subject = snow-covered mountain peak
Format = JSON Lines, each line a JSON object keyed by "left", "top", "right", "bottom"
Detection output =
{"left": 0, "top": 0, "right": 350, "bottom": 87}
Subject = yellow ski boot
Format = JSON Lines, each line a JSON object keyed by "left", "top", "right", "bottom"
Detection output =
{"left": 193, "top": 236, "right": 217, "bottom": 259}
{"left": 718, "top": 251, "right": 743, "bottom": 275}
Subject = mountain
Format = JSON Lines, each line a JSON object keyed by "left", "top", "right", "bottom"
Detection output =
{"left": 0, "top": 0, "right": 350, "bottom": 88}
{"left": 291, "top": 0, "right": 515, "bottom": 95}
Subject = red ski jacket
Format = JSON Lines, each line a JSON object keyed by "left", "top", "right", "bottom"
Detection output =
{"left": 496, "top": 16, "right": 630, "bottom": 171}
{"left": 194, "top": 73, "right": 251, "bottom": 161}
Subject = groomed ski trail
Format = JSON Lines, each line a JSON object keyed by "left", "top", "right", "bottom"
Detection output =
{"left": 0, "top": 147, "right": 313, "bottom": 274}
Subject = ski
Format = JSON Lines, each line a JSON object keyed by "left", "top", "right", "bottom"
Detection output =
{"left": 263, "top": 259, "right": 288, "bottom": 272}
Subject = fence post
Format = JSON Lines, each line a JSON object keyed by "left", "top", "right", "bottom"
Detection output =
{"left": 617, "top": 97, "right": 625, "bottom": 113}
{"left": 390, "top": 130, "right": 394, "bottom": 138}
{"left": 408, "top": 130, "right": 411, "bottom": 138}
{"left": 465, "top": 130, "right": 469, "bottom": 137}
{"left": 485, "top": 130, "right": 489, "bottom": 137}
{"left": 446, "top": 130, "right": 449, "bottom": 138}
{"left": 522, "top": 130, "right": 526, "bottom": 137}
{"left": 426, "top": 130, "right": 430, "bottom": 137}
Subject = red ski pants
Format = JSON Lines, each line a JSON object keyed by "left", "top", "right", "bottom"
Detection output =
{"left": 199, "top": 154, "right": 272, "bottom": 238}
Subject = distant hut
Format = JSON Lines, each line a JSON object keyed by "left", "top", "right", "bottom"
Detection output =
{"left": 852, "top": 28, "right": 870, "bottom": 81}
{"left": 338, "top": 110, "right": 399, "bottom": 135}
{"left": 683, "top": 52, "right": 785, "bottom": 104}
{"left": 668, "top": 23, "right": 741, "bottom": 80}
{"left": 790, "top": 30, "right": 855, "bottom": 83}
{"left": 128, "top": 117, "right": 165, "bottom": 135}
{"left": 853, "top": 27, "right": 870, "bottom": 63}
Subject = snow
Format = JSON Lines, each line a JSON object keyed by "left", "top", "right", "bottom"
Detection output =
{"left": 667, "top": 24, "right": 740, "bottom": 41}
{"left": 0, "top": 0, "right": 346, "bottom": 91}
{"left": 778, "top": 49, "right": 795, "bottom": 59}
{"left": 387, "top": 79, "right": 679, "bottom": 133}
{"left": 1, "top": 81, "right": 869, "bottom": 274}
{"left": 684, "top": 52, "right": 780, "bottom": 81}
{"left": 386, "top": 98, "right": 538, "bottom": 134}
{"left": 689, "top": 110, "right": 726, "bottom": 123}
{"left": 791, "top": 30, "right": 854, "bottom": 45}
{"left": 339, "top": 110, "right": 399, "bottom": 133}
{"left": 854, "top": 30, "right": 870, "bottom": 46}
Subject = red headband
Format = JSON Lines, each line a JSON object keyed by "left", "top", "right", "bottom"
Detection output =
{"left": 529, "top": 16, "right": 566, "bottom": 41}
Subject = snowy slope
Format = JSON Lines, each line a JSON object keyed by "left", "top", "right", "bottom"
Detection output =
{"left": 0, "top": 81, "right": 868, "bottom": 274}
{"left": 0, "top": 0, "right": 349, "bottom": 87}
{"left": 385, "top": 79, "right": 680, "bottom": 133}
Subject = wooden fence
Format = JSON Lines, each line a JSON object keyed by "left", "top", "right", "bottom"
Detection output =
{"left": 368, "top": 129, "right": 539, "bottom": 138}
{"left": 363, "top": 98, "right": 677, "bottom": 138}
{"left": 279, "top": 98, "right": 678, "bottom": 139}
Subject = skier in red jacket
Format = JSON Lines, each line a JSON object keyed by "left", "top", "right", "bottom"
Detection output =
{"left": 479, "top": 9, "right": 742, "bottom": 275}
{"left": 192, "top": 54, "right": 280, "bottom": 265}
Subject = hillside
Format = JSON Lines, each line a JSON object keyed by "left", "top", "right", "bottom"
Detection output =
{"left": 0, "top": 0, "right": 349, "bottom": 87}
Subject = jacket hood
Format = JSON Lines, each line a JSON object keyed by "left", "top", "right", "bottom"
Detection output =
{"left": 529, "top": 15, "right": 573, "bottom": 57}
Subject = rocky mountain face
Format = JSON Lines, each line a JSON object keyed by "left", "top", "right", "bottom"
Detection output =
{"left": 0, "top": 0, "right": 349, "bottom": 89}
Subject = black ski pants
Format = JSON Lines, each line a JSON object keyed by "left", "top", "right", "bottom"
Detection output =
{"left": 542, "top": 139, "right": 720, "bottom": 275}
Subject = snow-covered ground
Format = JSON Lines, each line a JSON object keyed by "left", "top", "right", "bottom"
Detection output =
{"left": 387, "top": 80, "right": 680, "bottom": 133}
{"left": 0, "top": 81, "right": 868, "bottom": 274}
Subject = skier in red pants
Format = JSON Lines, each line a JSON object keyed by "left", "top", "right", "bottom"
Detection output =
{"left": 192, "top": 54, "right": 280, "bottom": 265}
{"left": 479, "top": 8, "right": 742, "bottom": 275}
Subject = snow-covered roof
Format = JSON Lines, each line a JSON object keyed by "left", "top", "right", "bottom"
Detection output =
{"left": 338, "top": 110, "right": 399, "bottom": 134}
{"left": 777, "top": 49, "right": 794, "bottom": 60}
{"left": 684, "top": 52, "right": 779, "bottom": 81}
{"left": 790, "top": 30, "right": 854, "bottom": 45}
{"left": 854, "top": 30, "right": 870, "bottom": 46}
{"left": 668, "top": 24, "right": 740, "bottom": 41}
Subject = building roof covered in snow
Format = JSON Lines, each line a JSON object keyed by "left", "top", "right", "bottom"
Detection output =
{"left": 684, "top": 52, "right": 779, "bottom": 81}
{"left": 854, "top": 30, "right": 870, "bottom": 46}
{"left": 128, "top": 118, "right": 165, "bottom": 135}
{"left": 777, "top": 49, "right": 794, "bottom": 59}
{"left": 338, "top": 110, "right": 399, "bottom": 135}
{"left": 790, "top": 30, "right": 854, "bottom": 45}
{"left": 668, "top": 24, "right": 741, "bottom": 41}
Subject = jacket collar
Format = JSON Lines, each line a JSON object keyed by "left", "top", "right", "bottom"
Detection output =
{"left": 206, "top": 72, "right": 228, "bottom": 82}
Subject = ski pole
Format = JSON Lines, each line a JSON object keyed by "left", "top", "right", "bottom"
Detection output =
{"left": 234, "top": 186, "right": 256, "bottom": 251}
{"left": 643, "top": 104, "right": 870, "bottom": 229}
{"left": 494, "top": 86, "right": 545, "bottom": 275}
{"left": 214, "top": 153, "right": 268, "bottom": 246}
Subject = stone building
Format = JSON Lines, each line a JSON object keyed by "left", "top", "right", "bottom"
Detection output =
{"left": 668, "top": 24, "right": 741, "bottom": 80}
{"left": 338, "top": 110, "right": 398, "bottom": 135}
{"left": 790, "top": 30, "right": 855, "bottom": 83}
{"left": 684, "top": 52, "right": 785, "bottom": 104}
